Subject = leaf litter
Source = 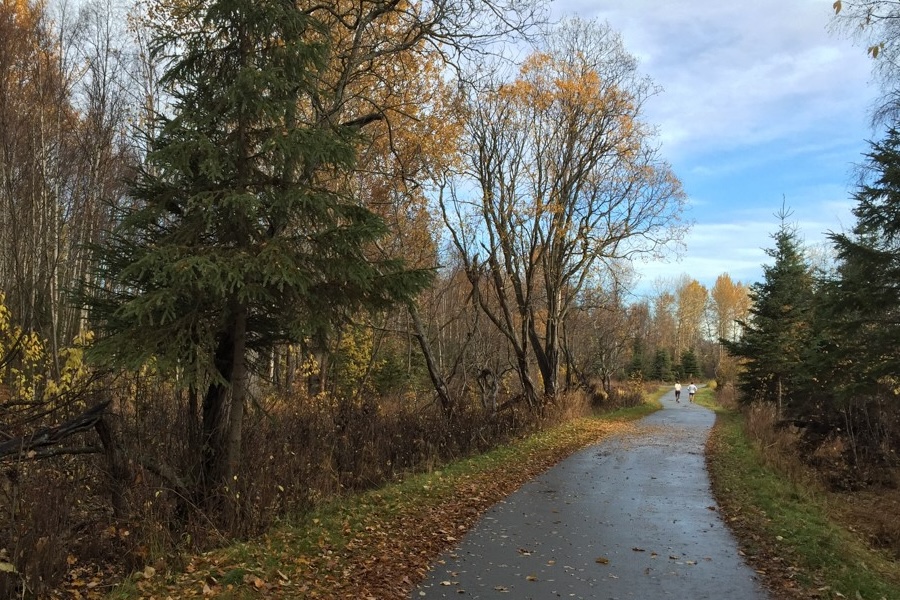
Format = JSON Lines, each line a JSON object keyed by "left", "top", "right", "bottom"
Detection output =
{"left": 90, "top": 417, "right": 637, "bottom": 599}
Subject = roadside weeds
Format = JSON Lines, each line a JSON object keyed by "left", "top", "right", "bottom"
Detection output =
{"left": 107, "top": 400, "right": 661, "bottom": 599}
{"left": 107, "top": 386, "right": 900, "bottom": 600}
{"left": 702, "top": 390, "right": 900, "bottom": 600}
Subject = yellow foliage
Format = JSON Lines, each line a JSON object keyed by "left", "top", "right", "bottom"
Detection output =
{"left": 0, "top": 292, "right": 95, "bottom": 406}
{"left": 334, "top": 326, "right": 377, "bottom": 397}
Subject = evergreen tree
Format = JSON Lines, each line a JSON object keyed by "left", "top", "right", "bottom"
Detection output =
{"left": 627, "top": 339, "right": 646, "bottom": 378}
{"left": 679, "top": 349, "right": 699, "bottom": 381}
{"left": 652, "top": 348, "right": 673, "bottom": 381}
{"left": 825, "top": 125, "right": 900, "bottom": 394}
{"left": 724, "top": 212, "right": 815, "bottom": 414}
{"left": 86, "top": 0, "right": 430, "bottom": 506}
{"left": 804, "top": 123, "right": 900, "bottom": 468}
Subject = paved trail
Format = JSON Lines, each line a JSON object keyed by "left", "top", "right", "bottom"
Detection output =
{"left": 412, "top": 390, "right": 771, "bottom": 599}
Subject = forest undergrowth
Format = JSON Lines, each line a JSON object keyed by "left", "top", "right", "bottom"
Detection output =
{"left": 2, "top": 374, "right": 653, "bottom": 599}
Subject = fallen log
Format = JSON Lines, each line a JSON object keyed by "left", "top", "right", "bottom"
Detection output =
{"left": 0, "top": 401, "right": 110, "bottom": 460}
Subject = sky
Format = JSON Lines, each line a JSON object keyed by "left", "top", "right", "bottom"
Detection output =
{"left": 551, "top": 0, "right": 881, "bottom": 298}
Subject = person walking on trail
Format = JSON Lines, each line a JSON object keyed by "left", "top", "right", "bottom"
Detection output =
{"left": 688, "top": 382, "right": 698, "bottom": 402}
{"left": 674, "top": 382, "right": 682, "bottom": 403}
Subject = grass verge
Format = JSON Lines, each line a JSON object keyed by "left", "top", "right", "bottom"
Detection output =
{"left": 701, "top": 389, "right": 900, "bottom": 600}
{"left": 108, "top": 399, "right": 660, "bottom": 599}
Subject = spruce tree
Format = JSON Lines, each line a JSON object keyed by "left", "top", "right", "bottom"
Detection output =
{"left": 628, "top": 339, "right": 646, "bottom": 379}
{"left": 86, "top": 0, "right": 430, "bottom": 506}
{"left": 822, "top": 124, "right": 900, "bottom": 398}
{"left": 679, "top": 349, "right": 699, "bottom": 381}
{"left": 652, "top": 348, "right": 673, "bottom": 381}
{"left": 724, "top": 213, "right": 815, "bottom": 414}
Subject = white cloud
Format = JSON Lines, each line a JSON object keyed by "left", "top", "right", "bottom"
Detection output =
{"left": 554, "top": 0, "right": 876, "bottom": 160}
{"left": 630, "top": 198, "right": 856, "bottom": 298}
{"left": 547, "top": 0, "right": 878, "bottom": 297}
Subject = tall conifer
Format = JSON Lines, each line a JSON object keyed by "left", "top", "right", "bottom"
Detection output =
{"left": 725, "top": 213, "right": 815, "bottom": 414}
{"left": 825, "top": 125, "right": 900, "bottom": 395}
{"left": 87, "top": 0, "right": 430, "bottom": 506}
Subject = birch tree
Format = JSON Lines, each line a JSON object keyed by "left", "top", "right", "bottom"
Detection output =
{"left": 675, "top": 277, "right": 708, "bottom": 358}
{"left": 710, "top": 273, "right": 750, "bottom": 351}
{"left": 0, "top": 0, "right": 71, "bottom": 336}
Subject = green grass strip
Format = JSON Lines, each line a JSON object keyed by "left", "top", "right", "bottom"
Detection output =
{"left": 704, "top": 393, "right": 900, "bottom": 600}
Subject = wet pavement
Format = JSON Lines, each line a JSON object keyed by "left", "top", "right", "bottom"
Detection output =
{"left": 412, "top": 389, "right": 771, "bottom": 599}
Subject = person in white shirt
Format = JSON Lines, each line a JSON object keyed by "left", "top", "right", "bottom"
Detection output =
{"left": 688, "top": 382, "right": 698, "bottom": 402}
{"left": 674, "top": 382, "right": 682, "bottom": 403}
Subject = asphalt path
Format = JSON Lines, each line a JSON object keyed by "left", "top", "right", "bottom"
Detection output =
{"left": 412, "top": 389, "right": 771, "bottom": 599}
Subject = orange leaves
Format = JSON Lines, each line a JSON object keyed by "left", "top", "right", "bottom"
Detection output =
{"left": 7, "top": 0, "right": 40, "bottom": 28}
{"left": 507, "top": 50, "right": 629, "bottom": 120}
{"left": 711, "top": 273, "right": 751, "bottom": 344}
{"left": 0, "top": 0, "right": 66, "bottom": 116}
{"left": 675, "top": 278, "right": 709, "bottom": 349}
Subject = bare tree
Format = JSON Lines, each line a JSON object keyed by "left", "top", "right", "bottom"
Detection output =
{"left": 441, "top": 18, "right": 687, "bottom": 403}
{"left": 563, "top": 276, "right": 633, "bottom": 395}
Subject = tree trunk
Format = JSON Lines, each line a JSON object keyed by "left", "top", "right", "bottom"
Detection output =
{"left": 94, "top": 415, "right": 130, "bottom": 518}
{"left": 224, "top": 306, "right": 247, "bottom": 524}
{"left": 200, "top": 303, "right": 248, "bottom": 512}
{"left": 476, "top": 368, "right": 498, "bottom": 411}
{"left": 515, "top": 351, "right": 540, "bottom": 408}
{"left": 776, "top": 376, "right": 783, "bottom": 419}
{"left": 529, "top": 319, "right": 558, "bottom": 399}
{"left": 408, "top": 301, "right": 454, "bottom": 418}
{"left": 285, "top": 345, "right": 295, "bottom": 391}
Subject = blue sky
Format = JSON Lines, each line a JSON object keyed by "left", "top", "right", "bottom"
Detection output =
{"left": 551, "top": 0, "right": 880, "bottom": 297}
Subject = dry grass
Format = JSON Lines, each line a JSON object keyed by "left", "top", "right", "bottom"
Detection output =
{"left": 108, "top": 411, "right": 649, "bottom": 599}
{"left": 0, "top": 375, "right": 614, "bottom": 598}
{"left": 744, "top": 402, "right": 821, "bottom": 490}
